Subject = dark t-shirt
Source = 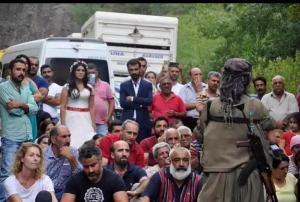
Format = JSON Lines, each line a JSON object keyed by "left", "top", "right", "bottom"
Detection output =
{"left": 64, "top": 168, "right": 126, "bottom": 202}
{"left": 32, "top": 75, "right": 49, "bottom": 89}
{"left": 106, "top": 164, "right": 147, "bottom": 191}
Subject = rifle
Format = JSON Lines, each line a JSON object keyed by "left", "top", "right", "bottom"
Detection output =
{"left": 235, "top": 103, "right": 278, "bottom": 202}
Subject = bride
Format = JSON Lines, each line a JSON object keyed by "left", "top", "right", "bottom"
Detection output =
{"left": 60, "top": 61, "right": 96, "bottom": 148}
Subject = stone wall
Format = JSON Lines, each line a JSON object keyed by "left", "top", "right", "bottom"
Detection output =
{"left": 0, "top": 3, "right": 80, "bottom": 48}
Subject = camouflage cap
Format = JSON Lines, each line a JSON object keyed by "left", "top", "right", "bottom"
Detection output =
{"left": 223, "top": 58, "right": 252, "bottom": 73}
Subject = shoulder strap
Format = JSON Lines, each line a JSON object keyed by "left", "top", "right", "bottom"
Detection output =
{"left": 205, "top": 99, "right": 212, "bottom": 125}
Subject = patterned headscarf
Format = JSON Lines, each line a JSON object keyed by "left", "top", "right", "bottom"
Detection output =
{"left": 220, "top": 58, "right": 252, "bottom": 125}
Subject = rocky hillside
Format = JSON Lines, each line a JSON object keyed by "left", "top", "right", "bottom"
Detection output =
{"left": 0, "top": 3, "right": 80, "bottom": 48}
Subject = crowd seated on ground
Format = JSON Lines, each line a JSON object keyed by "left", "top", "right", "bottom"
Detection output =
{"left": 0, "top": 56, "right": 299, "bottom": 202}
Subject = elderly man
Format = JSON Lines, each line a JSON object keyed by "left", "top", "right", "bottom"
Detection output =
{"left": 179, "top": 67, "right": 208, "bottom": 131}
{"left": 140, "top": 116, "right": 169, "bottom": 166}
{"left": 140, "top": 147, "right": 202, "bottom": 202}
{"left": 107, "top": 140, "right": 148, "bottom": 200}
{"left": 98, "top": 119, "right": 145, "bottom": 167}
{"left": 151, "top": 76, "right": 186, "bottom": 125}
{"left": 44, "top": 125, "right": 81, "bottom": 201}
{"left": 145, "top": 142, "right": 171, "bottom": 178}
{"left": 164, "top": 128, "right": 181, "bottom": 149}
{"left": 198, "top": 58, "right": 276, "bottom": 202}
{"left": 177, "top": 125, "right": 201, "bottom": 172}
{"left": 261, "top": 75, "right": 298, "bottom": 128}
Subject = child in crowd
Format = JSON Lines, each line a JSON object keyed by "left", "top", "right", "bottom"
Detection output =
{"left": 266, "top": 129, "right": 285, "bottom": 153}
{"left": 282, "top": 112, "right": 300, "bottom": 156}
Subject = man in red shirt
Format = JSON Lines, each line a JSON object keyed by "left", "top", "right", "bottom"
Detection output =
{"left": 140, "top": 117, "right": 169, "bottom": 166}
{"left": 97, "top": 119, "right": 146, "bottom": 168}
{"left": 151, "top": 76, "right": 186, "bottom": 125}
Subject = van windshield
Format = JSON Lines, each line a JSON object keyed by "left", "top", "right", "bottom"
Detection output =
{"left": 45, "top": 58, "right": 110, "bottom": 86}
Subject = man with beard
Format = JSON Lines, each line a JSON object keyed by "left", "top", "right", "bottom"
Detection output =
{"left": 120, "top": 58, "right": 153, "bottom": 142}
{"left": 41, "top": 64, "right": 63, "bottom": 124}
{"left": 198, "top": 58, "right": 276, "bottom": 202}
{"left": 61, "top": 144, "right": 127, "bottom": 202}
{"left": 140, "top": 117, "right": 169, "bottom": 166}
{"left": 98, "top": 119, "right": 145, "bottom": 167}
{"left": 107, "top": 140, "right": 148, "bottom": 200}
{"left": 252, "top": 76, "right": 267, "bottom": 100}
{"left": 168, "top": 62, "right": 184, "bottom": 95}
{"left": 0, "top": 59, "right": 38, "bottom": 201}
{"left": 44, "top": 125, "right": 81, "bottom": 201}
{"left": 140, "top": 147, "right": 202, "bottom": 202}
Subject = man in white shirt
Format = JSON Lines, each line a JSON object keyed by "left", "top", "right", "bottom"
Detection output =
{"left": 261, "top": 75, "right": 299, "bottom": 128}
{"left": 41, "top": 64, "right": 63, "bottom": 124}
{"left": 168, "top": 62, "right": 184, "bottom": 95}
{"left": 179, "top": 67, "right": 208, "bottom": 130}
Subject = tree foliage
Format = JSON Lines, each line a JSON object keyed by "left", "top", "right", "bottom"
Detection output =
{"left": 71, "top": 3, "right": 300, "bottom": 93}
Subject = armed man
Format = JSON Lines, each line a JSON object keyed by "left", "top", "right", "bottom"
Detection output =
{"left": 197, "top": 58, "right": 277, "bottom": 202}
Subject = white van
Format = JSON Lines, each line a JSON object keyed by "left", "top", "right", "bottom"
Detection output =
{"left": 1, "top": 37, "right": 114, "bottom": 90}
{"left": 81, "top": 11, "right": 178, "bottom": 81}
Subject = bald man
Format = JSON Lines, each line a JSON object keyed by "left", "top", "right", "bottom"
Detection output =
{"left": 261, "top": 75, "right": 298, "bottom": 128}
{"left": 179, "top": 67, "right": 208, "bottom": 131}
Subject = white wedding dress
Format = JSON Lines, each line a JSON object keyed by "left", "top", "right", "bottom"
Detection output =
{"left": 65, "top": 87, "right": 95, "bottom": 149}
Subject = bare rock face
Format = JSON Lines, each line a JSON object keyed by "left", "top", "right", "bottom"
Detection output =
{"left": 0, "top": 3, "right": 81, "bottom": 48}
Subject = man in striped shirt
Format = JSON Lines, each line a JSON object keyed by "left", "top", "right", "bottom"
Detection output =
{"left": 140, "top": 147, "right": 202, "bottom": 202}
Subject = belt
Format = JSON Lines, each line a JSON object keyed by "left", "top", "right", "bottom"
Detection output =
{"left": 66, "top": 106, "right": 90, "bottom": 112}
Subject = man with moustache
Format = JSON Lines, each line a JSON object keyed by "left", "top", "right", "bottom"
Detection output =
{"left": 140, "top": 147, "right": 202, "bottom": 202}
{"left": 98, "top": 119, "right": 145, "bottom": 167}
{"left": 252, "top": 76, "right": 267, "bottom": 100}
{"left": 44, "top": 125, "right": 81, "bottom": 201}
{"left": 61, "top": 144, "right": 128, "bottom": 202}
{"left": 261, "top": 75, "right": 298, "bottom": 128}
{"left": 41, "top": 64, "right": 62, "bottom": 124}
{"left": 140, "top": 117, "right": 169, "bottom": 166}
{"left": 151, "top": 76, "right": 186, "bottom": 126}
{"left": 145, "top": 142, "right": 171, "bottom": 178}
{"left": 107, "top": 140, "right": 148, "bottom": 200}
{"left": 120, "top": 58, "right": 153, "bottom": 142}
{"left": 0, "top": 59, "right": 38, "bottom": 202}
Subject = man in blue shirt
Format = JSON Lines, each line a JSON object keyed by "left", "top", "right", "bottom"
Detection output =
{"left": 44, "top": 125, "right": 81, "bottom": 201}
{"left": 29, "top": 56, "right": 49, "bottom": 109}
{"left": 107, "top": 140, "right": 148, "bottom": 200}
{"left": 0, "top": 58, "right": 38, "bottom": 201}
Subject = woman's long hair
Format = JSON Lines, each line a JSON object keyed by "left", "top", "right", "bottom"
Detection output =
{"left": 67, "top": 61, "right": 92, "bottom": 99}
{"left": 15, "top": 54, "right": 32, "bottom": 74}
{"left": 12, "top": 143, "right": 44, "bottom": 180}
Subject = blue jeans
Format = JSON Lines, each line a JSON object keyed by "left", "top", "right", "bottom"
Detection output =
{"left": 0, "top": 137, "right": 23, "bottom": 202}
{"left": 96, "top": 124, "right": 108, "bottom": 136}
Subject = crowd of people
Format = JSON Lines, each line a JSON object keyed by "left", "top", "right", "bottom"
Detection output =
{"left": 0, "top": 55, "right": 299, "bottom": 202}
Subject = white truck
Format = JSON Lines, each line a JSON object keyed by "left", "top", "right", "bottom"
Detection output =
{"left": 81, "top": 11, "right": 178, "bottom": 85}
